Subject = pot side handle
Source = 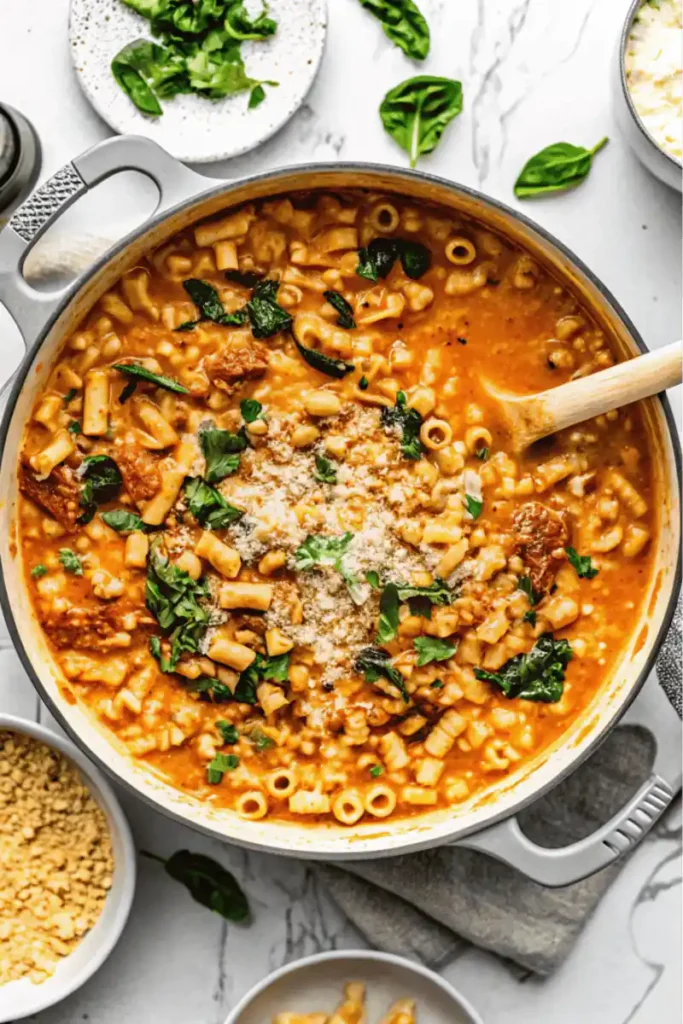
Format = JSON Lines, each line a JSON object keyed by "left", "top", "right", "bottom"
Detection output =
{"left": 0, "top": 135, "right": 210, "bottom": 344}
{"left": 453, "top": 675, "right": 681, "bottom": 887}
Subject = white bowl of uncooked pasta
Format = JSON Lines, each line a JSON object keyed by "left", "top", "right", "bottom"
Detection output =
{"left": 223, "top": 950, "right": 484, "bottom": 1024}
{"left": 0, "top": 714, "right": 136, "bottom": 1022}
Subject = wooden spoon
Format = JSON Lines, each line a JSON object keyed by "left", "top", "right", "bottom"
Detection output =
{"left": 489, "top": 340, "right": 682, "bottom": 452}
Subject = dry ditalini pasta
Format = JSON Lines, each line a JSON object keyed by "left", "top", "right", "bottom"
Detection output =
{"left": 0, "top": 730, "right": 113, "bottom": 985}
{"left": 18, "top": 190, "right": 656, "bottom": 827}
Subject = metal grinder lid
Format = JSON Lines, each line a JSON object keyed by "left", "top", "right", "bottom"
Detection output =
{"left": 0, "top": 103, "right": 41, "bottom": 216}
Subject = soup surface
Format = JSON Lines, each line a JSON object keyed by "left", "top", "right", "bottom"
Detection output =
{"left": 18, "top": 189, "right": 656, "bottom": 828}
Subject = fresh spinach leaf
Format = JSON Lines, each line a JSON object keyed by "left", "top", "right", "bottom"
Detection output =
{"left": 240, "top": 398, "right": 263, "bottom": 423}
{"left": 475, "top": 634, "right": 573, "bottom": 703}
{"left": 355, "top": 646, "right": 409, "bottom": 702}
{"left": 199, "top": 424, "right": 248, "bottom": 483}
{"left": 565, "top": 546, "right": 599, "bottom": 580}
{"left": 113, "top": 362, "right": 189, "bottom": 395}
{"left": 101, "top": 509, "right": 147, "bottom": 533}
{"left": 394, "top": 578, "right": 453, "bottom": 606}
{"left": 356, "top": 238, "right": 431, "bottom": 282}
{"left": 246, "top": 279, "right": 293, "bottom": 339}
{"left": 414, "top": 635, "right": 457, "bottom": 666}
{"left": 518, "top": 575, "right": 540, "bottom": 606}
{"left": 377, "top": 583, "right": 400, "bottom": 643}
{"left": 182, "top": 279, "right": 248, "bottom": 328}
{"left": 380, "top": 76, "right": 463, "bottom": 167}
{"left": 323, "top": 289, "right": 356, "bottom": 329}
{"left": 146, "top": 539, "right": 211, "bottom": 672}
{"left": 140, "top": 849, "right": 249, "bottom": 923}
{"left": 225, "top": 269, "right": 264, "bottom": 288}
{"left": 224, "top": 1, "right": 277, "bottom": 40}
{"left": 111, "top": 42, "right": 167, "bottom": 116}
{"left": 119, "top": 380, "right": 138, "bottom": 404}
{"left": 294, "top": 338, "right": 355, "bottom": 379}
{"left": 207, "top": 752, "right": 240, "bottom": 783}
{"left": 248, "top": 84, "right": 266, "bottom": 108}
{"left": 523, "top": 610, "right": 537, "bottom": 627}
{"left": 313, "top": 453, "right": 338, "bottom": 484}
{"left": 59, "top": 549, "right": 83, "bottom": 575}
{"left": 216, "top": 720, "right": 239, "bottom": 744}
{"left": 295, "top": 532, "right": 362, "bottom": 603}
{"left": 514, "top": 138, "right": 608, "bottom": 199}
{"left": 358, "top": 0, "right": 430, "bottom": 60}
{"left": 184, "top": 476, "right": 244, "bottom": 529}
{"left": 381, "top": 390, "right": 424, "bottom": 460}
{"left": 78, "top": 455, "right": 123, "bottom": 524}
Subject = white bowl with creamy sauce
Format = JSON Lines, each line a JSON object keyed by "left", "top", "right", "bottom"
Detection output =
{"left": 615, "top": 0, "right": 682, "bottom": 190}
{"left": 0, "top": 715, "right": 136, "bottom": 1022}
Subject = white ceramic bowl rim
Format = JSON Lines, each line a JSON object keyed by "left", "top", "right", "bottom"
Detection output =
{"left": 619, "top": 0, "right": 683, "bottom": 170}
{"left": 222, "top": 949, "right": 485, "bottom": 1024}
{"left": 0, "top": 714, "right": 136, "bottom": 1021}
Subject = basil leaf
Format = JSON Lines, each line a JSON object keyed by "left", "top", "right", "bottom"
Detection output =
{"left": 224, "top": 1, "right": 277, "bottom": 41}
{"left": 394, "top": 579, "right": 452, "bottom": 605}
{"left": 381, "top": 391, "right": 424, "bottom": 460}
{"left": 78, "top": 455, "right": 123, "bottom": 524}
{"left": 101, "top": 509, "right": 146, "bottom": 533}
{"left": 248, "top": 726, "right": 275, "bottom": 751}
{"left": 414, "top": 635, "right": 457, "bottom": 666}
{"left": 358, "top": 0, "right": 430, "bottom": 60}
{"left": 398, "top": 240, "right": 431, "bottom": 279}
{"left": 111, "top": 42, "right": 166, "bottom": 117}
{"left": 380, "top": 76, "right": 463, "bottom": 168}
{"left": 377, "top": 583, "right": 400, "bottom": 643}
{"left": 313, "top": 453, "right": 338, "bottom": 484}
{"left": 565, "top": 546, "right": 599, "bottom": 580}
{"left": 324, "top": 289, "right": 356, "bottom": 329}
{"left": 182, "top": 279, "right": 248, "bottom": 328}
{"left": 246, "top": 279, "right": 293, "bottom": 339}
{"left": 67, "top": 420, "right": 81, "bottom": 435}
{"left": 514, "top": 138, "right": 608, "bottom": 199}
{"left": 354, "top": 646, "right": 409, "bottom": 702}
{"left": 199, "top": 424, "right": 248, "bottom": 484}
{"left": 464, "top": 494, "right": 483, "bottom": 520}
{"left": 261, "top": 652, "right": 290, "bottom": 683}
{"left": 113, "top": 362, "right": 189, "bottom": 395}
{"left": 184, "top": 476, "right": 244, "bottom": 529}
{"left": 190, "top": 677, "right": 234, "bottom": 703}
{"left": 59, "top": 549, "right": 83, "bottom": 575}
{"left": 294, "top": 339, "right": 355, "bottom": 379}
{"left": 518, "top": 575, "right": 540, "bottom": 606}
{"left": 216, "top": 720, "right": 239, "bottom": 745}
{"left": 31, "top": 564, "right": 48, "bottom": 579}
{"left": 225, "top": 269, "right": 264, "bottom": 288}
{"left": 366, "top": 570, "right": 381, "bottom": 590}
{"left": 240, "top": 399, "right": 263, "bottom": 423}
{"left": 141, "top": 849, "right": 249, "bottom": 923}
{"left": 145, "top": 539, "right": 211, "bottom": 672}
{"left": 475, "top": 634, "right": 573, "bottom": 703}
{"left": 207, "top": 752, "right": 240, "bottom": 783}
{"left": 248, "top": 84, "right": 266, "bottom": 108}
{"left": 356, "top": 238, "right": 431, "bottom": 282}
{"left": 232, "top": 651, "right": 289, "bottom": 706}
{"left": 295, "top": 533, "right": 353, "bottom": 571}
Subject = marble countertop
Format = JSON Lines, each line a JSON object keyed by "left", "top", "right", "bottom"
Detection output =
{"left": 0, "top": 0, "right": 681, "bottom": 1021}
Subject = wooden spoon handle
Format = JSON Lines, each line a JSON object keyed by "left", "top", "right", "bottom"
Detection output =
{"left": 525, "top": 340, "right": 682, "bottom": 445}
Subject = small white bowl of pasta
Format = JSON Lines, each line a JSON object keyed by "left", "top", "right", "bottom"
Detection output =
{"left": 223, "top": 950, "right": 484, "bottom": 1024}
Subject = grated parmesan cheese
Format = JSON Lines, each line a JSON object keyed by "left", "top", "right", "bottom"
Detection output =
{"left": 626, "top": 0, "right": 683, "bottom": 160}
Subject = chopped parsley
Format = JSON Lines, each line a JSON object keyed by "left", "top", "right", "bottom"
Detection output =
{"left": 207, "top": 753, "right": 240, "bottom": 784}
{"left": 248, "top": 727, "right": 275, "bottom": 752}
{"left": 475, "top": 446, "right": 490, "bottom": 461}
{"left": 240, "top": 398, "right": 263, "bottom": 423}
{"left": 216, "top": 720, "right": 239, "bottom": 745}
{"left": 369, "top": 764, "right": 384, "bottom": 778}
{"left": 31, "top": 564, "right": 48, "bottom": 579}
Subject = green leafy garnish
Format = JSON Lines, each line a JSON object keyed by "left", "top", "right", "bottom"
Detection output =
{"left": 523, "top": 610, "right": 537, "bottom": 627}
{"left": 430, "top": 679, "right": 445, "bottom": 689}
{"left": 67, "top": 420, "right": 81, "bottom": 435}
{"left": 356, "top": 238, "right": 431, "bottom": 282}
{"left": 379, "top": 76, "right": 463, "bottom": 168}
{"left": 225, "top": 269, "right": 264, "bottom": 288}
{"left": 113, "top": 362, "right": 188, "bottom": 395}
{"left": 111, "top": 41, "right": 168, "bottom": 117}
{"left": 475, "top": 634, "right": 573, "bottom": 703}
{"left": 566, "top": 546, "right": 599, "bottom": 580}
{"left": 377, "top": 583, "right": 400, "bottom": 643}
{"left": 184, "top": 476, "right": 244, "bottom": 529}
{"left": 119, "top": 380, "right": 138, "bottom": 404}
{"left": 323, "top": 290, "right": 356, "bottom": 329}
{"left": 475, "top": 446, "right": 490, "bottom": 461}
{"left": 207, "top": 752, "right": 240, "bottom": 783}
{"left": 366, "top": 570, "right": 381, "bottom": 590}
{"left": 146, "top": 539, "right": 210, "bottom": 672}
{"left": 140, "top": 849, "right": 249, "bottom": 923}
{"left": 31, "top": 565, "right": 48, "bottom": 579}
{"left": 381, "top": 391, "right": 424, "bottom": 460}
{"left": 295, "top": 532, "right": 363, "bottom": 604}
{"left": 233, "top": 652, "right": 290, "bottom": 705}
{"left": 414, "top": 635, "right": 457, "bottom": 666}
{"left": 181, "top": 279, "right": 248, "bottom": 329}
{"left": 514, "top": 138, "right": 608, "bottom": 199}
{"left": 59, "top": 549, "right": 83, "bottom": 575}
{"left": 359, "top": 376, "right": 369, "bottom": 390}
{"left": 63, "top": 388, "right": 78, "bottom": 405}
{"left": 369, "top": 764, "right": 384, "bottom": 778}
{"left": 248, "top": 84, "right": 266, "bottom": 108}
{"left": 240, "top": 398, "right": 263, "bottom": 423}
{"left": 518, "top": 575, "right": 540, "bottom": 606}
{"left": 190, "top": 677, "right": 234, "bottom": 703}
{"left": 358, "top": 0, "right": 429, "bottom": 60}
{"left": 248, "top": 726, "right": 275, "bottom": 751}
{"left": 464, "top": 493, "right": 483, "bottom": 520}
{"left": 224, "top": 1, "right": 277, "bottom": 40}
{"left": 78, "top": 455, "right": 123, "bottom": 525}
{"left": 355, "top": 646, "right": 409, "bottom": 702}
{"left": 313, "top": 453, "right": 338, "bottom": 484}
{"left": 216, "top": 720, "right": 239, "bottom": 744}
{"left": 246, "top": 279, "right": 292, "bottom": 339}
{"left": 294, "top": 339, "right": 355, "bottom": 379}
{"left": 199, "top": 424, "right": 248, "bottom": 484}
{"left": 395, "top": 579, "right": 452, "bottom": 606}
{"left": 101, "top": 509, "right": 146, "bottom": 533}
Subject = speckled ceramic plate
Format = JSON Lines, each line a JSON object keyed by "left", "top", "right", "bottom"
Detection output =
{"left": 69, "top": 0, "right": 327, "bottom": 163}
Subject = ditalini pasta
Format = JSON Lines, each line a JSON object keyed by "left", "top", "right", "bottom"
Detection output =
{"left": 18, "top": 189, "right": 656, "bottom": 826}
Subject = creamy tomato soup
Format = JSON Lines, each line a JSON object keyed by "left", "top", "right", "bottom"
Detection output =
{"left": 18, "top": 190, "right": 656, "bottom": 826}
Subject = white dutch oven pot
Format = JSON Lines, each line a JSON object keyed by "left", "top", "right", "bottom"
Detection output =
{"left": 0, "top": 137, "right": 680, "bottom": 886}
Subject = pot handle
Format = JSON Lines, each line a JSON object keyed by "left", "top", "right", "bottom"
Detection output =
{"left": 0, "top": 135, "right": 209, "bottom": 344}
{"left": 453, "top": 676, "right": 681, "bottom": 887}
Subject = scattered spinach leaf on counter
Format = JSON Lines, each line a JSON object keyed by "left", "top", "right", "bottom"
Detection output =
{"left": 216, "top": 720, "right": 239, "bottom": 744}
{"left": 518, "top": 575, "right": 540, "bottom": 606}
{"left": 31, "top": 564, "right": 48, "bottom": 579}
{"left": 377, "top": 582, "right": 400, "bottom": 643}
{"left": 323, "top": 289, "right": 356, "bottom": 329}
{"left": 566, "top": 546, "right": 599, "bottom": 580}
{"left": 380, "top": 76, "right": 463, "bottom": 168}
{"left": 207, "top": 752, "right": 240, "bottom": 783}
{"left": 381, "top": 390, "right": 424, "bottom": 460}
{"left": 513, "top": 138, "right": 609, "bottom": 199}
{"left": 246, "top": 279, "right": 293, "bottom": 338}
{"left": 355, "top": 646, "right": 409, "bottom": 702}
{"left": 140, "top": 849, "right": 249, "bottom": 923}
{"left": 78, "top": 455, "right": 123, "bottom": 525}
{"left": 184, "top": 476, "right": 244, "bottom": 529}
{"left": 358, "top": 0, "right": 430, "bottom": 60}
{"left": 146, "top": 539, "right": 211, "bottom": 673}
{"left": 113, "top": 362, "right": 189, "bottom": 395}
{"left": 59, "top": 549, "right": 83, "bottom": 575}
{"left": 356, "top": 238, "right": 431, "bottom": 282}
{"left": 414, "top": 635, "right": 457, "bottom": 666}
{"left": 294, "top": 339, "right": 355, "bottom": 379}
{"left": 475, "top": 634, "right": 573, "bottom": 703}
{"left": 464, "top": 493, "right": 483, "bottom": 520}
{"left": 313, "top": 453, "right": 338, "bottom": 484}
{"left": 240, "top": 398, "right": 263, "bottom": 423}
{"left": 101, "top": 509, "right": 147, "bottom": 533}
{"left": 199, "top": 424, "right": 248, "bottom": 484}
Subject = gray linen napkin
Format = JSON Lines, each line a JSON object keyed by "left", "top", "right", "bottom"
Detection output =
{"left": 318, "top": 612, "right": 682, "bottom": 975}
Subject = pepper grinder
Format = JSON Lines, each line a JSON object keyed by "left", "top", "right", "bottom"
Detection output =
{"left": 0, "top": 102, "right": 41, "bottom": 218}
